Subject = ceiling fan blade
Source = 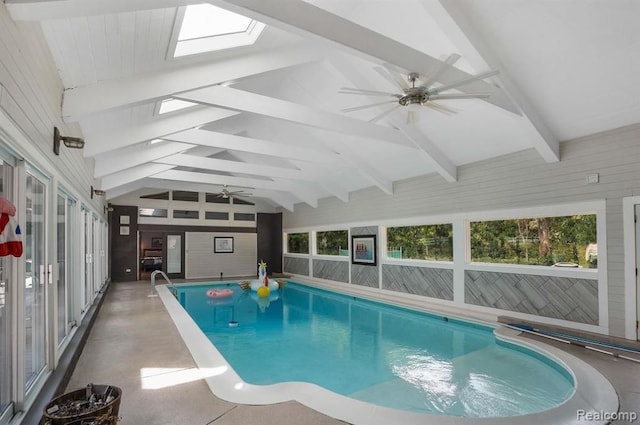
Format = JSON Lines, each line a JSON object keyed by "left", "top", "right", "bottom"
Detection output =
{"left": 369, "top": 104, "right": 401, "bottom": 123}
{"left": 421, "top": 53, "right": 461, "bottom": 88}
{"left": 339, "top": 88, "right": 400, "bottom": 97}
{"left": 374, "top": 65, "right": 409, "bottom": 91}
{"left": 431, "top": 69, "right": 500, "bottom": 93}
{"left": 429, "top": 92, "right": 492, "bottom": 100}
{"left": 341, "top": 100, "right": 398, "bottom": 113}
{"left": 425, "top": 102, "right": 458, "bottom": 115}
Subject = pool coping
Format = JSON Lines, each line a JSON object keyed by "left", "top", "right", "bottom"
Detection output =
{"left": 157, "top": 280, "right": 618, "bottom": 425}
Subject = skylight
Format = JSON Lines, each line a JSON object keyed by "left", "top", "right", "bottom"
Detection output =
{"left": 158, "top": 98, "right": 198, "bottom": 115}
{"left": 173, "top": 4, "right": 265, "bottom": 58}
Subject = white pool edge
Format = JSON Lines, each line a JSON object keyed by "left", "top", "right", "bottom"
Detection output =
{"left": 157, "top": 283, "right": 618, "bottom": 425}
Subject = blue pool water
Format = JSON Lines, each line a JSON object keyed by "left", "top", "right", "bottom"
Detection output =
{"left": 175, "top": 282, "right": 574, "bottom": 417}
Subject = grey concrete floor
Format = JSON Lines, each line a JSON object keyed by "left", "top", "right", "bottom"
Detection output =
{"left": 67, "top": 281, "right": 639, "bottom": 425}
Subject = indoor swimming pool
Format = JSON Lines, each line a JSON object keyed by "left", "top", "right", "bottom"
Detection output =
{"left": 173, "top": 281, "right": 574, "bottom": 418}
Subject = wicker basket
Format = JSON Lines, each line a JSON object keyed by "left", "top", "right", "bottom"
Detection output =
{"left": 42, "top": 385, "right": 121, "bottom": 425}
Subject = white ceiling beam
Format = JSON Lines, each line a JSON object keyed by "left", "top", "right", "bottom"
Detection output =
{"left": 176, "top": 85, "right": 414, "bottom": 148}
{"left": 104, "top": 178, "right": 294, "bottom": 211}
{"left": 151, "top": 169, "right": 321, "bottom": 208}
{"left": 175, "top": 90, "right": 403, "bottom": 195}
{"left": 83, "top": 107, "right": 240, "bottom": 157}
{"left": 153, "top": 153, "right": 308, "bottom": 180}
{"left": 104, "top": 180, "right": 147, "bottom": 201}
{"left": 163, "top": 128, "right": 345, "bottom": 165}
{"left": 254, "top": 191, "right": 295, "bottom": 212}
{"left": 93, "top": 141, "right": 196, "bottom": 178}
{"left": 286, "top": 161, "right": 350, "bottom": 203}
{"left": 396, "top": 124, "right": 457, "bottom": 182}
{"left": 213, "top": 0, "right": 519, "bottom": 115}
{"left": 338, "top": 145, "right": 393, "bottom": 195}
{"left": 154, "top": 154, "right": 349, "bottom": 202}
{"left": 424, "top": 0, "right": 559, "bottom": 162}
{"left": 101, "top": 163, "right": 176, "bottom": 191}
{"left": 63, "top": 44, "right": 325, "bottom": 122}
{"left": 6, "top": 0, "right": 200, "bottom": 21}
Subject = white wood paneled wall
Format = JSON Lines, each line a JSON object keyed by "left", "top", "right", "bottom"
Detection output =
{"left": 186, "top": 232, "right": 257, "bottom": 279}
{"left": 0, "top": 3, "right": 100, "bottom": 209}
{"left": 282, "top": 123, "right": 640, "bottom": 337}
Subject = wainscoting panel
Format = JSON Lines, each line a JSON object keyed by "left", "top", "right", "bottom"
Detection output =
{"left": 465, "top": 270, "right": 598, "bottom": 324}
{"left": 313, "top": 259, "right": 349, "bottom": 283}
{"left": 283, "top": 256, "right": 309, "bottom": 276}
{"left": 382, "top": 265, "right": 453, "bottom": 300}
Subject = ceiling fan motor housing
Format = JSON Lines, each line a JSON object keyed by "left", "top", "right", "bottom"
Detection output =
{"left": 399, "top": 87, "right": 430, "bottom": 106}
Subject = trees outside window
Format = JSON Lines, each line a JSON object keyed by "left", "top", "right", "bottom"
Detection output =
{"left": 287, "top": 233, "right": 309, "bottom": 254}
{"left": 386, "top": 224, "right": 453, "bottom": 261}
{"left": 316, "top": 230, "right": 348, "bottom": 256}
{"left": 470, "top": 214, "right": 597, "bottom": 268}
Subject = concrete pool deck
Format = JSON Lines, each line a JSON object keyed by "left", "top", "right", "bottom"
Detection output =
{"left": 66, "top": 280, "right": 640, "bottom": 425}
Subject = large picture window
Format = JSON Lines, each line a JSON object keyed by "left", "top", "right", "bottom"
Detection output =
{"left": 316, "top": 230, "right": 348, "bottom": 256}
{"left": 287, "top": 233, "right": 309, "bottom": 254}
{"left": 470, "top": 214, "right": 597, "bottom": 268}
{"left": 386, "top": 224, "right": 453, "bottom": 261}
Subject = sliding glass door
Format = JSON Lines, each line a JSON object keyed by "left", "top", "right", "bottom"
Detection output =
{"left": 0, "top": 162, "right": 14, "bottom": 422}
{"left": 24, "top": 172, "right": 48, "bottom": 390}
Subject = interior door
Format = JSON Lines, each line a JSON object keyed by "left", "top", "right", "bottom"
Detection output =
{"left": 164, "top": 233, "right": 185, "bottom": 280}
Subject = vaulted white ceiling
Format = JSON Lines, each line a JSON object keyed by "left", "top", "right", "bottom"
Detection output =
{"left": 7, "top": 0, "right": 639, "bottom": 211}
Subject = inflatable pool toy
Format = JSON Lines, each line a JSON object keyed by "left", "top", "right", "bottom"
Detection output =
{"left": 206, "top": 288, "right": 233, "bottom": 299}
{"left": 257, "top": 285, "right": 270, "bottom": 297}
{"left": 250, "top": 278, "right": 279, "bottom": 292}
{"left": 250, "top": 260, "right": 279, "bottom": 291}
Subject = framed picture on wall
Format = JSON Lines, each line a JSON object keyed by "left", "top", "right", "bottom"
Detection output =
{"left": 351, "top": 235, "right": 376, "bottom": 266}
{"left": 214, "top": 236, "right": 234, "bottom": 253}
{"left": 151, "top": 237, "right": 162, "bottom": 249}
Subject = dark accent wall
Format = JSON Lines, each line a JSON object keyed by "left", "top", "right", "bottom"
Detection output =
{"left": 109, "top": 205, "right": 138, "bottom": 282}
{"left": 257, "top": 212, "right": 282, "bottom": 273}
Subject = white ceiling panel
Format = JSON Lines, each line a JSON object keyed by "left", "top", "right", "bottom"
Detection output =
{"left": 10, "top": 0, "right": 637, "bottom": 211}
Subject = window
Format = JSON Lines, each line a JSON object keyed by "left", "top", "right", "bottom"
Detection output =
{"left": 139, "top": 208, "right": 168, "bottom": 218}
{"left": 205, "top": 211, "right": 229, "bottom": 220}
{"left": 387, "top": 224, "right": 453, "bottom": 261}
{"left": 232, "top": 197, "right": 254, "bottom": 206}
{"left": 287, "top": 233, "right": 309, "bottom": 254}
{"left": 234, "top": 213, "right": 255, "bottom": 222}
{"left": 158, "top": 98, "right": 198, "bottom": 115}
{"left": 316, "top": 230, "right": 348, "bottom": 256}
{"left": 470, "top": 214, "right": 597, "bottom": 268}
{"left": 172, "top": 191, "right": 199, "bottom": 202}
{"left": 140, "top": 191, "right": 169, "bottom": 200}
{"left": 173, "top": 4, "right": 265, "bottom": 57}
{"left": 205, "top": 193, "right": 230, "bottom": 204}
{"left": 173, "top": 210, "right": 199, "bottom": 219}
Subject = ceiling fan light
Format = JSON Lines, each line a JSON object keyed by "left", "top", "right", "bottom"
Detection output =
{"left": 406, "top": 102, "right": 421, "bottom": 112}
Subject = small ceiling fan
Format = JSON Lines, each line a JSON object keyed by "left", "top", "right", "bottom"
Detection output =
{"left": 340, "top": 54, "right": 499, "bottom": 124}
{"left": 215, "top": 185, "right": 253, "bottom": 199}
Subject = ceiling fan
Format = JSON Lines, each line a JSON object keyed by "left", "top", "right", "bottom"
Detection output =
{"left": 340, "top": 54, "right": 499, "bottom": 124}
{"left": 215, "top": 185, "right": 253, "bottom": 199}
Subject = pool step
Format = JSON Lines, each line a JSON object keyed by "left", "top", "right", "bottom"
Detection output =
{"left": 348, "top": 377, "right": 436, "bottom": 413}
